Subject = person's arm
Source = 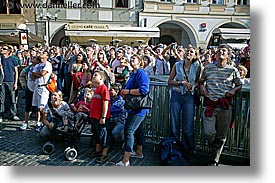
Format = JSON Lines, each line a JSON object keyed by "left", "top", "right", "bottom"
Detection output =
{"left": 100, "top": 100, "right": 109, "bottom": 125}
{"left": 168, "top": 64, "right": 188, "bottom": 87}
{"left": 13, "top": 66, "right": 18, "bottom": 90}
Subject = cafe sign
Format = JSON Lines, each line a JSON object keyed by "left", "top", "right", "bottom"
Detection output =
{"left": 0, "top": 23, "right": 17, "bottom": 29}
{"left": 66, "top": 24, "right": 109, "bottom": 31}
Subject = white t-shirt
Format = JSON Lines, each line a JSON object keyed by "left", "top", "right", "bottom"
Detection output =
{"left": 33, "top": 61, "right": 52, "bottom": 85}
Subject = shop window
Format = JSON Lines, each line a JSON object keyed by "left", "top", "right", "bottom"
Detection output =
{"left": 9, "top": 0, "right": 21, "bottom": 14}
{"left": 237, "top": 0, "right": 250, "bottom": 5}
{"left": 160, "top": 0, "right": 172, "bottom": 2}
{"left": 186, "top": 0, "right": 198, "bottom": 3}
{"left": 0, "top": 0, "right": 7, "bottom": 14}
{"left": 212, "top": 0, "right": 224, "bottom": 5}
{"left": 115, "top": 0, "right": 128, "bottom": 8}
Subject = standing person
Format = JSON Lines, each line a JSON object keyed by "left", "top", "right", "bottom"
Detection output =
{"left": 19, "top": 56, "right": 41, "bottom": 130}
{"left": 167, "top": 46, "right": 201, "bottom": 159}
{"left": 115, "top": 54, "right": 150, "bottom": 166}
{"left": 199, "top": 45, "right": 242, "bottom": 166}
{"left": 31, "top": 51, "right": 52, "bottom": 132}
{"left": 88, "top": 70, "right": 111, "bottom": 164}
{"left": 0, "top": 45, "right": 20, "bottom": 121}
{"left": 114, "top": 57, "right": 130, "bottom": 88}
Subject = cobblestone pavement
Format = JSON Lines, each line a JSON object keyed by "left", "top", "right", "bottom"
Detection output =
{"left": 0, "top": 90, "right": 163, "bottom": 166}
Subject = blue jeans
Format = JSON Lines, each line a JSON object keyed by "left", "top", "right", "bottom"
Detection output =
{"left": 112, "top": 122, "right": 125, "bottom": 142}
{"left": 170, "top": 90, "right": 195, "bottom": 154}
{"left": 123, "top": 113, "right": 146, "bottom": 152}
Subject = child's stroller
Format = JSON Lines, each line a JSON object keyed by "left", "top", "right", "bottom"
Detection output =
{"left": 41, "top": 116, "right": 93, "bottom": 161}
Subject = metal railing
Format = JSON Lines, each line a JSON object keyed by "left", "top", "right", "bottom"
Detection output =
{"left": 144, "top": 77, "right": 250, "bottom": 159}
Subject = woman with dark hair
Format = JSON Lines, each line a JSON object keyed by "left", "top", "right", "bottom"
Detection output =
{"left": 167, "top": 45, "right": 202, "bottom": 160}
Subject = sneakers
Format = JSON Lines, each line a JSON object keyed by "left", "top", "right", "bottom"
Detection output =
{"left": 115, "top": 160, "right": 130, "bottom": 166}
{"left": 96, "top": 155, "right": 109, "bottom": 164}
{"left": 19, "top": 123, "right": 28, "bottom": 131}
{"left": 130, "top": 152, "right": 144, "bottom": 159}
{"left": 35, "top": 122, "right": 42, "bottom": 133}
{"left": 11, "top": 116, "right": 20, "bottom": 121}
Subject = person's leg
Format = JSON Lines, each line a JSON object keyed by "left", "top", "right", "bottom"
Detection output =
{"left": 212, "top": 107, "right": 233, "bottom": 164}
{"left": 182, "top": 93, "right": 195, "bottom": 154}
{"left": 112, "top": 122, "right": 124, "bottom": 142}
{"left": 121, "top": 114, "right": 146, "bottom": 164}
{"left": 0, "top": 84, "right": 5, "bottom": 121}
{"left": 7, "top": 82, "right": 18, "bottom": 119}
{"left": 170, "top": 91, "right": 183, "bottom": 140}
{"left": 134, "top": 122, "right": 144, "bottom": 156}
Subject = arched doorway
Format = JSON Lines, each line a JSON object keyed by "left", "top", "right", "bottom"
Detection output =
{"left": 150, "top": 21, "right": 197, "bottom": 47}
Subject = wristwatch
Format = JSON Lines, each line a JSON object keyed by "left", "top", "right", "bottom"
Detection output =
{"left": 178, "top": 81, "right": 182, "bottom": 85}
{"left": 101, "top": 117, "right": 106, "bottom": 119}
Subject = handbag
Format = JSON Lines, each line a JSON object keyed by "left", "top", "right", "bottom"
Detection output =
{"left": 124, "top": 92, "right": 153, "bottom": 111}
{"left": 124, "top": 73, "right": 153, "bottom": 110}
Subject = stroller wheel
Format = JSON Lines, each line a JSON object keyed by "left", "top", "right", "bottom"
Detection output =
{"left": 65, "top": 147, "right": 77, "bottom": 161}
{"left": 43, "top": 141, "right": 55, "bottom": 155}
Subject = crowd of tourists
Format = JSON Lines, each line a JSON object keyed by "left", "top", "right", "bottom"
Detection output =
{"left": 0, "top": 40, "right": 250, "bottom": 166}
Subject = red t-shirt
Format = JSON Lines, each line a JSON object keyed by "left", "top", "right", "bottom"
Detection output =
{"left": 75, "top": 100, "right": 92, "bottom": 114}
{"left": 89, "top": 84, "right": 111, "bottom": 120}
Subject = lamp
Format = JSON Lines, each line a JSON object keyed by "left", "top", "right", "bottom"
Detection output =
{"left": 39, "top": 12, "right": 58, "bottom": 46}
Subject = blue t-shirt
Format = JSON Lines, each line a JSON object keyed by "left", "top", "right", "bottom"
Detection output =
{"left": 2, "top": 56, "right": 19, "bottom": 83}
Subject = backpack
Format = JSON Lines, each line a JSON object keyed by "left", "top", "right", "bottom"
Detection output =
{"left": 159, "top": 137, "right": 190, "bottom": 166}
{"left": 46, "top": 74, "right": 57, "bottom": 93}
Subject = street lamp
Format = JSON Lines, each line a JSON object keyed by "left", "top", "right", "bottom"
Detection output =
{"left": 39, "top": 12, "right": 58, "bottom": 46}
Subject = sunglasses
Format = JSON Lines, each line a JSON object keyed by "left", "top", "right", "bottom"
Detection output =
{"left": 2, "top": 48, "right": 8, "bottom": 51}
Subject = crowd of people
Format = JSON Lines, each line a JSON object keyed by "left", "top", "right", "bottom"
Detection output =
{"left": 0, "top": 40, "right": 250, "bottom": 166}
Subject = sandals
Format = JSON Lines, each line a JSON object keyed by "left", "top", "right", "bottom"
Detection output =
{"left": 115, "top": 161, "right": 130, "bottom": 166}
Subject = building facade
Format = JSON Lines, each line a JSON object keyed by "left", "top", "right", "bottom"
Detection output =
{"left": 0, "top": 0, "right": 43, "bottom": 45}
{"left": 1, "top": 0, "right": 250, "bottom": 48}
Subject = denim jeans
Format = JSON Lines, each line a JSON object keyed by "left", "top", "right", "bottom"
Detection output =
{"left": 123, "top": 113, "right": 146, "bottom": 152}
{"left": 112, "top": 122, "right": 125, "bottom": 142}
{"left": 170, "top": 90, "right": 195, "bottom": 154}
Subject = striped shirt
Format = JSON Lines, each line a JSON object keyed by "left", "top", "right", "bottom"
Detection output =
{"left": 199, "top": 63, "right": 242, "bottom": 101}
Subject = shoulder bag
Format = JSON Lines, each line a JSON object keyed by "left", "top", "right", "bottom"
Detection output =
{"left": 124, "top": 74, "right": 153, "bottom": 111}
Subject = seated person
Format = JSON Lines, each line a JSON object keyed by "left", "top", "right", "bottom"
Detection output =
{"left": 110, "top": 83, "right": 127, "bottom": 143}
{"left": 68, "top": 88, "right": 93, "bottom": 131}
{"left": 39, "top": 91, "right": 71, "bottom": 140}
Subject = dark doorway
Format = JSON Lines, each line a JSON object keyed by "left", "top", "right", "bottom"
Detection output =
{"left": 159, "top": 35, "right": 176, "bottom": 45}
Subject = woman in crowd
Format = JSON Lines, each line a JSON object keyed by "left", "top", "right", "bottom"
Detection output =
{"left": 167, "top": 45, "right": 202, "bottom": 159}
{"left": 115, "top": 54, "right": 150, "bottom": 166}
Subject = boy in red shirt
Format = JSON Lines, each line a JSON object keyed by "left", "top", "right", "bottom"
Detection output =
{"left": 88, "top": 70, "right": 111, "bottom": 164}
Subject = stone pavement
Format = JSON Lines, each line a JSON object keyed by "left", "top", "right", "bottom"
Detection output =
{"left": 0, "top": 90, "right": 234, "bottom": 166}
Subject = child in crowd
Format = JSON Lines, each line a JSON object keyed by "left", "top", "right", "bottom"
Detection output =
{"left": 69, "top": 88, "right": 93, "bottom": 131}
{"left": 110, "top": 83, "right": 127, "bottom": 143}
{"left": 114, "top": 57, "right": 130, "bottom": 88}
{"left": 88, "top": 70, "right": 111, "bottom": 164}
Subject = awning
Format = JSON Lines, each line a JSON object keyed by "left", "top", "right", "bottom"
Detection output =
{"left": 65, "top": 24, "right": 160, "bottom": 46}
{"left": 213, "top": 28, "right": 250, "bottom": 40}
{"left": 0, "top": 29, "right": 45, "bottom": 44}
{"left": 226, "top": 43, "right": 248, "bottom": 49}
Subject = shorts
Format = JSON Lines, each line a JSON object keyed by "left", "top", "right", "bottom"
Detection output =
{"left": 32, "top": 86, "right": 50, "bottom": 109}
